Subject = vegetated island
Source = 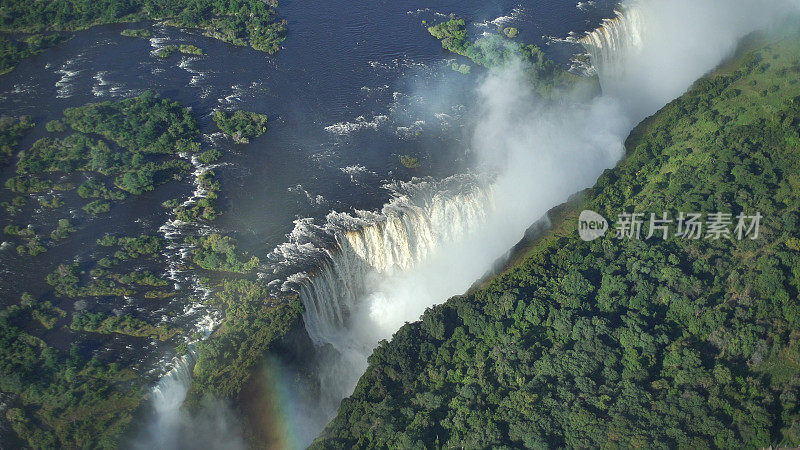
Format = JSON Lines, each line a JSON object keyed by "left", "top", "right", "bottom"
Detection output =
{"left": 120, "top": 28, "right": 153, "bottom": 38}
{"left": 1, "top": 233, "right": 176, "bottom": 448}
{"left": 399, "top": 154, "right": 421, "bottom": 169}
{"left": 0, "top": 0, "right": 287, "bottom": 75}
{"left": 212, "top": 110, "right": 269, "bottom": 143}
{"left": 155, "top": 44, "right": 204, "bottom": 58}
{"left": 4, "top": 91, "right": 204, "bottom": 256}
{"left": 0, "top": 115, "right": 35, "bottom": 164}
{"left": 427, "top": 18, "right": 582, "bottom": 93}
{"left": 185, "top": 280, "right": 303, "bottom": 408}
{"left": 503, "top": 27, "right": 519, "bottom": 38}
{"left": 311, "top": 32, "right": 800, "bottom": 449}
{"left": 0, "top": 228, "right": 290, "bottom": 447}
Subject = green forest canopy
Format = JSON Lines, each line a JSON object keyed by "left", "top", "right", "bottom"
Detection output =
{"left": 0, "top": 0, "right": 287, "bottom": 74}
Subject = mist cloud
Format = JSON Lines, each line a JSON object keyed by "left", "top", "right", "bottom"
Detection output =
{"left": 595, "top": 0, "right": 798, "bottom": 118}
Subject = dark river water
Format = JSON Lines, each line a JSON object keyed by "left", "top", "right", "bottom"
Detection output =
{"left": 0, "top": 0, "right": 616, "bottom": 441}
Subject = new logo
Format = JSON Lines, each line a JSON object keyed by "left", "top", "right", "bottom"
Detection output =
{"left": 578, "top": 210, "right": 608, "bottom": 241}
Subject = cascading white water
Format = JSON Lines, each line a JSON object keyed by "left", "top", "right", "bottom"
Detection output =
{"left": 300, "top": 183, "right": 492, "bottom": 346}
{"left": 272, "top": 175, "right": 493, "bottom": 412}
{"left": 578, "top": 0, "right": 794, "bottom": 118}
{"left": 579, "top": 4, "right": 645, "bottom": 89}
{"left": 143, "top": 352, "right": 197, "bottom": 448}
{"left": 134, "top": 337, "right": 246, "bottom": 449}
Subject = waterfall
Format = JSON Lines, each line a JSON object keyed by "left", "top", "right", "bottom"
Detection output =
{"left": 270, "top": 174, "right": 493, "bottom": 415}
{"left": 131, "top": 351, "right": 196, "bottom": 449}
{"left": 133, "top": 313, "right": 217, "bottom": 447}
{"left": 579, "top": 3, "right": 645, "bottom": 89}
{"left": 579, "top": 0, "right": 792, "bottom": 116}
{"left": 299, "top": 182, "right": 492, "bottom": 347}
{"left": 147, "top": 352, "right": 197, "bottom": 447}
{"left": 134, "top": 340, "right": 246, "bottom": 449}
